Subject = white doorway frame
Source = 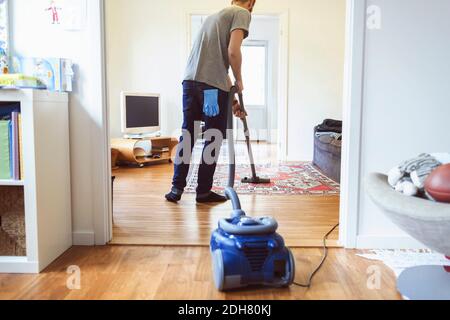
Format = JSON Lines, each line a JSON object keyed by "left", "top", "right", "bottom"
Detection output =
{"left": 98, "top": 0, "right": 113, "bottom": 244}
{"left": 97, "top": 0, "right": 367, "bottom": 248}
{"left": 339, "top": 0, "right": 367, "bottom": 248}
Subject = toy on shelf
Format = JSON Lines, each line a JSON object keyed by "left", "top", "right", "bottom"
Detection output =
{"left": 0, "top": 74, "right": 46, "bottom": 90}
{"left": 0, "top": 40, "right": 8, "bottom": 74}
{"left": 10, "top": 56, "right": 74, "bottom": 92}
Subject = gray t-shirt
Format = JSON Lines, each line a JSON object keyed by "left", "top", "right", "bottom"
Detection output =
{"left": 184, "top": 6, "right": 251, "bottom": 92}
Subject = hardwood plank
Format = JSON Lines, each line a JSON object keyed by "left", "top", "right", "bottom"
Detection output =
{"left": 111, "top": 159, "right": 341, "bottom": 247}
{"left": 0, "top": 246, "right": 402, "bottom": 300}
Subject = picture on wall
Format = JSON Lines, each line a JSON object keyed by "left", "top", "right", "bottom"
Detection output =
{"left": 44, "top": 0, "right": 87, "bottom": 31}
{"left": 45, "top": 0, "right": 62, "bottom": 25}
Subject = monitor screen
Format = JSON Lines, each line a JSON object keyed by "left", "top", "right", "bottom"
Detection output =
{"left": 125, "top": 95, "right": 159, "bottom": 129}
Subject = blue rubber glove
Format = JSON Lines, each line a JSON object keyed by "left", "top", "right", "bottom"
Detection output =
{"left": 204, "top": 89, "right": 220, "bottom": 117}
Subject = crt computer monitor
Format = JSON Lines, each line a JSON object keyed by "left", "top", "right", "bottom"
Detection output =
{"left": 120, "top": 92, "right": 161, "bottom": 136}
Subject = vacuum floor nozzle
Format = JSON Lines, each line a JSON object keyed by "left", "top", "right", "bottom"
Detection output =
{"left": 241, "top": 177, "right": 271, "bottom": 184}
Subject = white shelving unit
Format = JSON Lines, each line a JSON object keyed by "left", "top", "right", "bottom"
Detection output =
{"left": 0, "top": 180, "right": 24, "bottom": 186}
{"left": 0, "top": 89, "right": 72, "bottom": 273}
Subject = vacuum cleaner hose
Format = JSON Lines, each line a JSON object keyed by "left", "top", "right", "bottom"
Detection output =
{"left": 225, "top": 187, "right": 242, "bottom": 211}
{"left": 227, "top": 86, "right": 238, "bottom": 190}
{"left": 225, "top": 86, "right": 242, "bottom": 211}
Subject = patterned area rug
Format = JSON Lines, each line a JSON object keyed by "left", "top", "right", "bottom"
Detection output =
{"left": 185, "top": 162, "right": 340, "bottom": 196}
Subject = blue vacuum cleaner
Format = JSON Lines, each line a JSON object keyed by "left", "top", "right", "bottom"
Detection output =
{"left": 210, "top": 87, "right": 295, "bottom": 291}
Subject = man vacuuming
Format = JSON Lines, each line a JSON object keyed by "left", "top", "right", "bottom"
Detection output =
{"left": 166, "top": 0, "right": 256, "bottom": 203}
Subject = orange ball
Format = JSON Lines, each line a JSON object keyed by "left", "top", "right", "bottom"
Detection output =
{"left": 425, "top": 164, "right": 450, "bottom": 203}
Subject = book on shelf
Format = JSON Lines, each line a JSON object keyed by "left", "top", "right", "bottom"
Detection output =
{"left": 0, "top": 106, "right": 23, "bottom": 181}
{"left": 18, "top": 113, "right": 24, "bottom": 180}
{"left": 0, "top": 119, "right": 10, "bottom": 179}
{"left": 11, "top": 111, "right": 20, "bottom": 180}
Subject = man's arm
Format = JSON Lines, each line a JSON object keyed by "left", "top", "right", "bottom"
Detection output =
{"left": 228, "top": 29, "right": 245, "bottom": 93}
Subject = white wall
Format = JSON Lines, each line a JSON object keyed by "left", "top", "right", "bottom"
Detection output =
{"left": 356, "top": 0, "right": 450, "bottom": 248}
{"left": 106, "top": 0, "right": 346, "bottom": 161}
{"left": 10, "top": 0, "right": 107, "bottom": 245}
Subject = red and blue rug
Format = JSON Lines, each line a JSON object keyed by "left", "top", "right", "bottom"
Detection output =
{"left": 185, "top": 162, "right": 340, "bottom": 196}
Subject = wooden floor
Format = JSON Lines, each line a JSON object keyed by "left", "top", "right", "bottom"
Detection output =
{"left": 111, "top": 162, "right": 341, "bottom": 247}
{"left": 0, "top": 246, "right": 402, "bottom": 300}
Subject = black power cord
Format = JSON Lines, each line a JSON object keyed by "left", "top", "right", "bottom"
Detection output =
{"left": 293, "top": 223, "right": 340, "bottom": 288}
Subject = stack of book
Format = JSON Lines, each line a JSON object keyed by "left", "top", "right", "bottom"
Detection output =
{"left": 0, "top": 106, "right": 23, "bottom": 181}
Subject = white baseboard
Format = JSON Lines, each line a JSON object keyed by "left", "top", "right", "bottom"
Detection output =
{"left": 0, "top": 257, "right": 39, "bottom": 274}
{"left": 356, "top": 235, "right": 427, "bottom": 249}
{"left": 73, "top": 231, "right": 95, "bottom": 246}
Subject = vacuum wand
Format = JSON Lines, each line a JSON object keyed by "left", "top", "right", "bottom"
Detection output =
{"left": 234, "top": 88, "right": 271, "bottom": 185}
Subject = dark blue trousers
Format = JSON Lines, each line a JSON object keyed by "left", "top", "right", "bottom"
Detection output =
{"left": 172, "top": 81, "right": 229, "bottom": 195}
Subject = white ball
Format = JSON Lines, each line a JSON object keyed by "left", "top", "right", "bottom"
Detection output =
{"left": 402, "top": 181, "right": 418, "bottom": 197}
{"left": 388, "top": 167, "right": 403, "bottom": 187}
{"left": 395, "top": 181, "right": 404, "bottom": 193}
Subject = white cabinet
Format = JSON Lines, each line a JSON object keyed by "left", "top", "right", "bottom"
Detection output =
{"left": 0, "top": 89, "right": 72, "bottom": 273}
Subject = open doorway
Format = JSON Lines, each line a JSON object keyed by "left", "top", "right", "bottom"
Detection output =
{"left": 105, "top": 3, "right": 345, "bottom": 248}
